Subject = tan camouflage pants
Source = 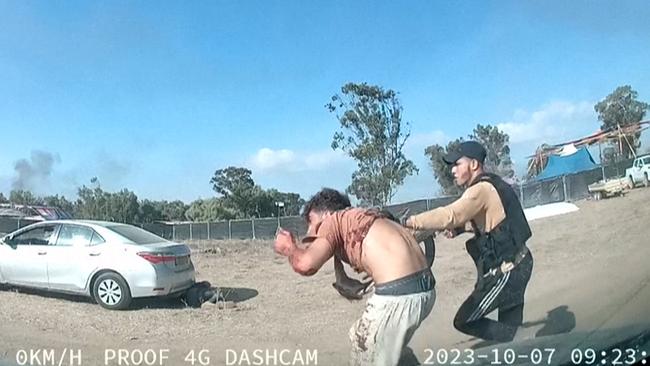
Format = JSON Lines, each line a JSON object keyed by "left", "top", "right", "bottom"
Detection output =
{"left": 349, "top": 290, "right": 436, "bottom": 366}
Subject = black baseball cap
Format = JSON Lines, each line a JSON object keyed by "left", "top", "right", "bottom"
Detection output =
{"left": 443, "top": 141, "right": 487, "bottom": 165}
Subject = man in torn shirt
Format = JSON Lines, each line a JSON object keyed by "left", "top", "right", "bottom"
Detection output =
{"left": 403, "top": 141, "right": 534, "bottom": 343}
{"left": 274, "top": 188, "right": 435, "bottom": 366}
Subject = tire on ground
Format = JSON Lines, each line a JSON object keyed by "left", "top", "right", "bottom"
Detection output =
{"left": 92, "top": 272, "right": 133, "bottom": 310}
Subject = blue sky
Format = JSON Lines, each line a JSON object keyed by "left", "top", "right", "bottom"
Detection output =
{"left": 1, "top": 1, "right": 649, "bottom": 204}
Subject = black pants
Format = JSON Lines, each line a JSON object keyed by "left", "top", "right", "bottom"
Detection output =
{"left": 453, "top": 249, "right": 534, "bottom": 342}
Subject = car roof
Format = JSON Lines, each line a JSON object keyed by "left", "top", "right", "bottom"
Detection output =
{"left": 10, "top": 220, "right": 159, "bottom": 243}
{"left": 25, "top": 219, "right": 131, "bottom": 230}
{"left": 5, "top": 219, "right": 175, "bottom": 246}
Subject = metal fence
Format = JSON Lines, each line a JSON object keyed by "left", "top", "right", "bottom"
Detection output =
{"left": 516, "top": 157, "right": 634, "bottom": 209}
{"left": 143, "top": 197, "right": 461, "bottom": 242}
{"left": 0, "top": 158, "right": 637, "bottom": 241}
{"left": 0, "top": 218, "right": 41, "bottom": 235}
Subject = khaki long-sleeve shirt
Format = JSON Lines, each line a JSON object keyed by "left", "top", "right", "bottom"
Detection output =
{"left": 408, "top": 182, "right": 506, "bottom": 234}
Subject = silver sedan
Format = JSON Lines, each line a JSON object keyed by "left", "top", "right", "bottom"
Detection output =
{"left": 0, "top": 220, "right": 195, "bottom": 310}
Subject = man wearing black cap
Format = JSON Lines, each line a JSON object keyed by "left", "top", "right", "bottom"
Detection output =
{"left": 402, "top": 141, "right": 534, "bottom": 343}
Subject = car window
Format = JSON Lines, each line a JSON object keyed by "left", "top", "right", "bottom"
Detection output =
{"left": 12, "top": 225, "right": 57, "bottom": 246}
{"left": 107, "top": 224, "right": 166, "bottom": 245}
{"left": 55, "top": 225, "right": 94, "bottom": 247}
{"left": 643, "top": 157, "right": 650, "bottom": 165}
{"left": 90, "top": 231, "right": 106, "bottom": 245}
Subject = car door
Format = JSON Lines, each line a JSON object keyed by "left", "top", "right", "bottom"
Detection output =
{"left": 0, "top": 224, "right": 57, "bottom": 288}
{"left": 47, "top": 224, "right": 106, "bottom": 293}
{"left": 643, "top": 157, "right": 650, "bottom": 174}
{"left": 633, "top": 159, "right": 644, "bottom": 182}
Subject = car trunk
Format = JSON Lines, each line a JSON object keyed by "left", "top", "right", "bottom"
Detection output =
{"left": 137, "top": 242, "right": 192, "bottom": 271}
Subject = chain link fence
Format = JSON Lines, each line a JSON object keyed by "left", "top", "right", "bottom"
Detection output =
{"left": 0, "top": 158, "right": 638, "bottom": 240}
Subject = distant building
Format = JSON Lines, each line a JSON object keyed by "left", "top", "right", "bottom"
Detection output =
{"left": 0, "top": 203, "right": 73, "bottom": 221}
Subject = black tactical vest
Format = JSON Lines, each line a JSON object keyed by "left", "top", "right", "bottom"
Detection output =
{"left": 468, "top": 173, "right": 531, "bottom": 273}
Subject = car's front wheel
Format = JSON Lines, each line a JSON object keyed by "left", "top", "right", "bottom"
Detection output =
{"left": 93, "top": 272, "right": 132, "bottom": 310}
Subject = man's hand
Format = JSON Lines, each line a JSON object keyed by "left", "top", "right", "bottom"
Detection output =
{"left": 332, "top": 275, "right": 373, "bottom": 300}
{"left": 442, "top": 227, "right": 467, "bottom": 239}
{"left": 442, "top": 229, "right": 456, "bottom": 239}
{"left": 412, "top": 228, "right": 436, "bottom": 243}
{"left": 274, "top": 228, "right": 296, "bottom": 257}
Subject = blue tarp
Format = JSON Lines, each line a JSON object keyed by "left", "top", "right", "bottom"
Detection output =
{"left": 536, "top": 146, "right": 597, "bottom": 181}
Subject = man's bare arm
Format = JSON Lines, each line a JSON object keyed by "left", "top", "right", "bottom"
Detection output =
{"left": 332, "top": 256, "right": 372, "bottom": 300}
{"left": 287, "top": 237, "right": 335, "bottom": 276}
{"left": 274, "top": 229, "right": 334, "bottom": 276}
{"left": 333, "top": 255, "right": 347, "bottom": 282}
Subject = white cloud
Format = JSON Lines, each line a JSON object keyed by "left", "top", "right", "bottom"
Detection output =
{"left": 252, "top": 131, "right": 449, "bottom": 175}
{"left": 248, "top": 147, "right": 353, "bottom": 198}
{"left": 497, "top": 101, "right": 597, "bottom": 145}
{"left": 249, "top": 147, "right": 347, "bottom": 172}
{"left": 251, "top": 148, "right": 296, "bottom": 170}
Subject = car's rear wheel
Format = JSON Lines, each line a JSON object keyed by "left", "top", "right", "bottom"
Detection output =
{"left": 643, "top": 173, "right": 649, "bottom": 188}
{"left": 93, "top": 272, "right": 132, "bottom": 310}
{"left": 628, "top": 176, "right": 635, "bottom": 189}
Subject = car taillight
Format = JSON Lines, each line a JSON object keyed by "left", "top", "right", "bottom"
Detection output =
{"left": 137, "top": 252, "right": 176, "bottom": 264}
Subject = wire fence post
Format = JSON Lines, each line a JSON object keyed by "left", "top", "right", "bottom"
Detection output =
{"left": 189, "top": 223, "right": 193, "bottom": 241}
{"left": 520, "top": 184, "right": 525, "bottom": 208}
{"left": 562, "top": 175, "right": 569, "bottom": 202}
{"left": 172, "top": 224, "right": 176, "bottom": 241}
{"left": 228, "top": 220, "right": 232, "bottom": 240}
{"left": 206, "top": 222, "right": 210, "bottom": 240}
{"left": 252, "top": 218, "right": 256, "bottom": 240}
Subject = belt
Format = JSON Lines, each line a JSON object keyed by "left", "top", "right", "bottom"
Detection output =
{"left": 374, "top": 268, "right": 435, "bottom": 296}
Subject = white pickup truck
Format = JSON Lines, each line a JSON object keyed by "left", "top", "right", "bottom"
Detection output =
{"left": 625, "top": 154, "right": 650, "bottom": 188}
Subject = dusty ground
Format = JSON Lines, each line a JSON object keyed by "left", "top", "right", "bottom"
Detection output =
{"left": 1, "top": 188, "right": 650, "bottom": 366}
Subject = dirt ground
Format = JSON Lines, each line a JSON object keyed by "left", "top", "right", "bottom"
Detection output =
{"left": 1, "top": 188, "right": 650, "bottom": 366}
